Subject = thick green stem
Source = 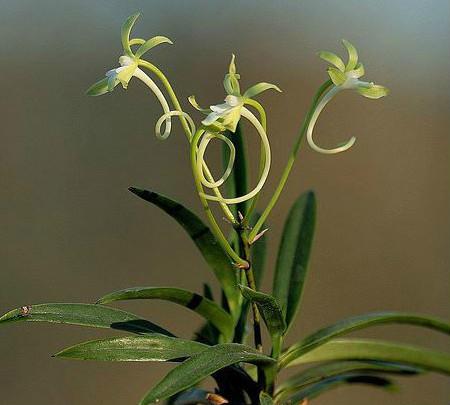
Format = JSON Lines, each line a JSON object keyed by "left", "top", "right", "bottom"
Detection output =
{"left": 249, "top": 80, "right": 332, "bottom": 241}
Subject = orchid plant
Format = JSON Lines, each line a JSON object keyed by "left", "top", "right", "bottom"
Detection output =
{"left": 1, "top": 13, "right": 449, "bottom": 405}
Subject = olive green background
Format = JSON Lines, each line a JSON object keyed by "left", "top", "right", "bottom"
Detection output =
{"left": 1, "top": 1, "right": 449, "bottom": 404}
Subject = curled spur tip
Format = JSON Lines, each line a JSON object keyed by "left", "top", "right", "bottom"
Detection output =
{"left": 306, "top": 86, "right": 357, "bottom": 155}
{"left": 195, "top": 106, "right": 271, "bottom": 205}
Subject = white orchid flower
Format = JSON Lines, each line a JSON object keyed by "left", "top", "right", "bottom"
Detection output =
{"left": 189, "top": 55, "right": 281, "bottom": 205}
{"left": 86, "top": 13, "right": 197, "bottom": 140}
{"left": 189, "top": 55, "right": 281, "bottom": 133}
{"left": 307, "top": 39, "right": 389, "bottom": 154}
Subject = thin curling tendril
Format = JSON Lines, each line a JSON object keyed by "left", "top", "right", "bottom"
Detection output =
{"left": 307, "top": 86, "right": 356, "bottom": 154}
{"left": 197, "top": 132, "right": 236, "bottom": 189}
{"left": 195, "top": 106, "right": 271, "bottom": 205}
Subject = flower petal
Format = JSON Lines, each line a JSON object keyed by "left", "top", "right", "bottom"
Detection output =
{"left": 202, "top": 111, "right": 221, "bottom": 126}
{"left": 129, "top": 38, "right": 146, "bottom": 46}
{"left": 357, "top": 83, "right": 389, "bottom": 99}
{"left": 135, "top": 36, "right": 173, "bottom": 59}
{"left": 342, "top": 39, "right": 358, "bottom": 71}
{"left": 352, "top": 62, "right": 365, "bottom": 78}
{"left": 327, "top": 67, "right": 347, "bottom": 86}
{"left": 229, "top": 53, "right": 237, "bottom": 75}
{"left": 86, "top": 77, "right": 110, "bottom": 96}
{"left": 221, "top": 107, "right": 242, "bottom": 132}
{"left": 223, "top": 54, "right": 241, "bottom": 95}
{"left": 243, "top": 82, "right": 282, "bottom": 99}
{"left": 116, "top": 64, "right": 137, "bottom": 89}
{"left": 318, "top": 51, "right": 345, "bottom": 71}
{"left": 188, "top": 95, "right": 210, "bottom": 113}
{"left": 210, "top": 102, "right": 231, "bottom": 114}
{"left": 121, "top": 13, "right": 141, "bottom": 57}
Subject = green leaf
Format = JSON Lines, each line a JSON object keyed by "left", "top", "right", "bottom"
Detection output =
{"left": 259, "top": 392, "right": 274, "bottom": 405}
{"left": 128, "top": 187, "right": 240, "bottom": 321}
{"left": 86, "top": 77, "right": 109, "bottom": 96}
{"left": 167, "top": 389, "right": 211, "bottom": 405}
{"left": 135, "top": 36, "right": 173, "bottom": 59}
{"left": 279, "top": 311, "right": 450, "bottom": 368}
{"left": 243, "top": 82, "right": 282, "bottom": 99}
{"left": 273, "top": 191, "right": 316, "bottom": 330}
{"left": 54, "top": 334, "right": 207, "bottom": 361}
{"left": 239, "top": 286, "right": 286, "bottom": 340}
{"left": 97, "top": 287, "right": 233, "bottom": 342}
{"left": 140, "top": 343, "right": 275, "bottom": 404}
{"left": 284, "top": 373, "right": 394, "bottom": 403}
{"left": 275, "top": 360, "right": 420, "bottom": 402}
{"left": 285, "top": 338, "right": 450, "bottom": 375}
{"left": 0, "top": 303, "right": 173, "bottom": 336}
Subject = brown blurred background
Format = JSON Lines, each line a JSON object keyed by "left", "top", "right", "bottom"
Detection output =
{"left": 0, "top": 1, "right": 449, "bottom": 404}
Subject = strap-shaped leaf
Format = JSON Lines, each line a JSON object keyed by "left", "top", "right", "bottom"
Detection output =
{"left": 284, "top": 338, "right": 450, "bottom": 375}
{"left": 128, "top": 187, "right": 240, "bottom": 320}
{"left": 279, "top": 311, "right": 450, "bottom": 367}
{"left": 284, "top": 373, "right": 394, "bottom": 403}
{"left": 140, "top": 343, "right": 275, "bottom": 404}
{"left": 54, "top": 334, "right": 207, "bottom": 361}
{"left": 275, "top": 360, "right": 420, "bottom": 402}
{"left": 273, "top": 191, "right": 316, "bottom": 330}
{"left": 0, "top": 303, "right": 173, "bottom": 336}
{"left": 97, "top": 287, "right": 233, "bottom": 342}
{"left": 240, "top": 286, "right": 286, "bottom": 340}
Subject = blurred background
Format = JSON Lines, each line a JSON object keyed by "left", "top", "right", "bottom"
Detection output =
{"left": 0, "top": 0, "right": 449, "bottom": 404}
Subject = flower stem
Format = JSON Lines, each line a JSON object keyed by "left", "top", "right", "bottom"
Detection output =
{"left": 249, "top": 80, "right": 332, "bottom": 241}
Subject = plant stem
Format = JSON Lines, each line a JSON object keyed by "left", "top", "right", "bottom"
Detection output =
{"left": 249, "top": 80, "right": 333, "bottom": 241}
{"left": 237, "top": 227, "right": 265, "bottom": 387}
